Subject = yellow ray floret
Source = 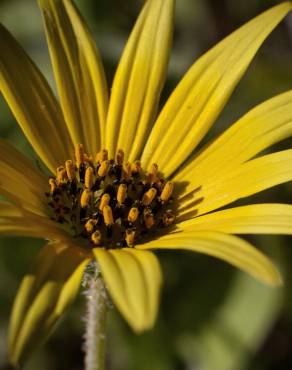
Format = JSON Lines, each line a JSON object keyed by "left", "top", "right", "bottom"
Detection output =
{"left": 105, "top": 0, "right": 175, "bottom": 160}
{"left": 0, "top": 25, "right": 73, "bottom": 173}
{"left": 93, "top": 248, "right": 162, "bottom": 332}
{"left": 38, "top": 0, "right": 108, "bottom": 154}
{"left": 137, "top": 231, "right": 282, "bottom": 286}
{"left": 142, "top": 2, "right": 292, "bottom": 176}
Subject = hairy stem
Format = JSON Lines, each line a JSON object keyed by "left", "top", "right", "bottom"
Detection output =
{"left": 83, "top": 277, "right": 108, "bottom": 370}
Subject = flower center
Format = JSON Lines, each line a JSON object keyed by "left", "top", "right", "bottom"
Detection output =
{"left": 46, "top": 144, "right": 175, "bottom": 248}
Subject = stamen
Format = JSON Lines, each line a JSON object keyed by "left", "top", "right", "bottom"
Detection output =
{"left": 144, "top": 211, "right": 154, "bottom": 229}
{"left": 84, "top": 154, "right": 94, "bottom": 166}
{"left": 75, "top": 144, "right": 84, "bottom": 168}
{"left": 99, "top": 194, "right": 110, "bottom": 211}
{"left": 56, "top": 165, "right": 64, "bottom": 174}
{"left": 96, "top": 149, "right": 108, "bottom": 164}
{"left": 116, "top": 149, "right": 124, "bottom": 165}
{"left": 146, "top": 163, "right": 159, "bottom": 184}
{"left": 123, "top": 162, "right": 131, "bottom": 180}
{"left": 85, "top": 167, "right": 94, "bottom": 189}
{"left": 49, "top": 178, "right": 57, "bottom": 194}
{"left": 98, "top": 160, "right": 109, "bottom": 177}
{"left": 163, "top": 210, "right": 175, "bottom": 226}
{"left": 160, "top": 181, "right": 174, "bottom": 202}
{"left": 125, "top": 229, "right": 135, "bottom": 246}
{"left": 91, "top": 230, "right": 102, "bottom": 245}
{"left": 81, "top": 189, "right": 92, "bottom": 208}
{"left": 85, "top": 219, "right": 97, "bottom": 233}
{"left": 103, "top": 205, "right": 114, "bottom": 226}
{"left": 56, "top": 166, "right": 67, "bottom": 185}
{"left": 65, "top": 160, "right": 75, "bottom": 181}
{"left": 151, "top": 163, "right": 158, "bottom": 176}
{"left": 131, "top": 160, "right": 141, "bottom": 174}
{"left": 117, "top": 184, "right": 127, "bottom": 205}
{"left": 128, "top": 207, "right": 139, "bottom": 223}
{"left": 142, "top": 188, "right": 157, "bottom": 206}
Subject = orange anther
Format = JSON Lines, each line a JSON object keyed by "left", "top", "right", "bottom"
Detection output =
{"left": 98, "top": 160, "right": 109, "bottom": 177}
{"left": 144, "top": 212, "right": 154, "bottom": 229}
{"left": 75, "top": 144, "right": 84, "bottom": 168}
{"left": 125, "top": 229, "right": 135, "bottom": 246}
{"left": 103, "top": 205, "right": 114, "bottom": 226}
{"left": 85, "top": 218, "right": 97, "bottom": 233}
{"left": 91, "top": 230, "right": 102, "bottom": 245}
{"left": 85, "top": 167, "right": 94, "bottom": 189}
{"left": 116, "top": 149, "right": 124, "bottom": 165}
{"left": 80, "top": 189, "right": 92, "bottom": 208}
{"left": 99, "top": 194, "right": 110, "bottom": 211}
{"left": 160, "top": 181, "right": 174, "bottom": 202}
{"left": 128, "top": 207, "right": 139, "bottom": 223}
{"left": 142, "top": 188, "right": 157, "bottom": 206}
{"left": 117, "top": 184, "right": 127, "bottom": 205}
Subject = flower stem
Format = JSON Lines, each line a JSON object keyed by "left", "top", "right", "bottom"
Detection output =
{"left": 84, "top": 276, "right": 108, "bottom": 370}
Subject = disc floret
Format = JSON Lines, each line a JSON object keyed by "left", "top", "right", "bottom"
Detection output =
{"left": 46, "top": 145, "right": 176, "bottom": 248}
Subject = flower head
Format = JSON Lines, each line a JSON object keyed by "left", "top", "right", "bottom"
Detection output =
{"left": 1, "top": 0, "right": 292, "bottom": 365}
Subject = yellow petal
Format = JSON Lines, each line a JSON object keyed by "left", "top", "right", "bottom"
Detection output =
{"left": 93, "top": 247, "right": 162, "bottom": 332}
{"left": 105, "top": 0, "right": 174, "bottom": 160}
{"left": 137, "top": 231, "right": 282, "bottom": 286}
{"left": 0, "top": 25, "right": 73, "bottom": 174}
{"left": 0, "top": 200, "right": 67, "bottom": 240}
{"left": 141, "top": 2, "right": 292, "bottom": 176}
{"left": 8, "top": 242, "right": 90, "bottom": 366}
{"left": 175, "top": 90, "right": 292, "bottom": 188}
{"left": 179, "top": 149, "right": 292, "bottom": 217}
{"left": 38, "top": 0, "right": 109, "bottom": 154}
{"left": 0, "top": 201, "right": 20, "bottom": 218}
{"left": 176, "top": 203, "right": 292, "bottom": 235}
{"left": 0, "top": 140, "right": 48, "bottom": 215}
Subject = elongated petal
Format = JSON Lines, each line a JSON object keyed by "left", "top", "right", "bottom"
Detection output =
{"left": 0, "top": 24, "right": 73, "bottom": 174}
{"left": 0, "top": 201, "right": 68, "bottom": 240}
{"left": 0, "top": 140, "right": 48, "bottom": 215}
{"left": 176, "top": 204, "right": 292, "bottom": 235}
{"left": 175, "top": 90, "right": 292, "bottom": 187}
{"left": 8, "top": 242, "right": 90, "bottom": 366}
{"left": 105, "top": 0, "right": 174, "bottom": 160}
{"left": 38, "top": 0, "right": 108, "bottom": 154}
{"left": 137, "top": 231, "right": 282, "bottom": 286}
{"left": 93, "top": 248, "right": 162, "bottom": 332}
{"left": 141, "top": 2, "right": 292, "bottom": 176}
{"left": 179, "top": 150, "right": 292, "bottom": 217}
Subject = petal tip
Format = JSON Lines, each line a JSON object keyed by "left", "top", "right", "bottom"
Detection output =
{"left": 261, "top": 266, "right": 283, "bottom": 287}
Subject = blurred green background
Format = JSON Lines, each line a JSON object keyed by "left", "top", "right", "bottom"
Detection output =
{"left": 1, "top": 0, "right": 292, "bottom": 369}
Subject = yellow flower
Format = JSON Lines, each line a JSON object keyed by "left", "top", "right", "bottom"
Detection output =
{"left": 1, "top": 0, "right": 292, "bottom": 365}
